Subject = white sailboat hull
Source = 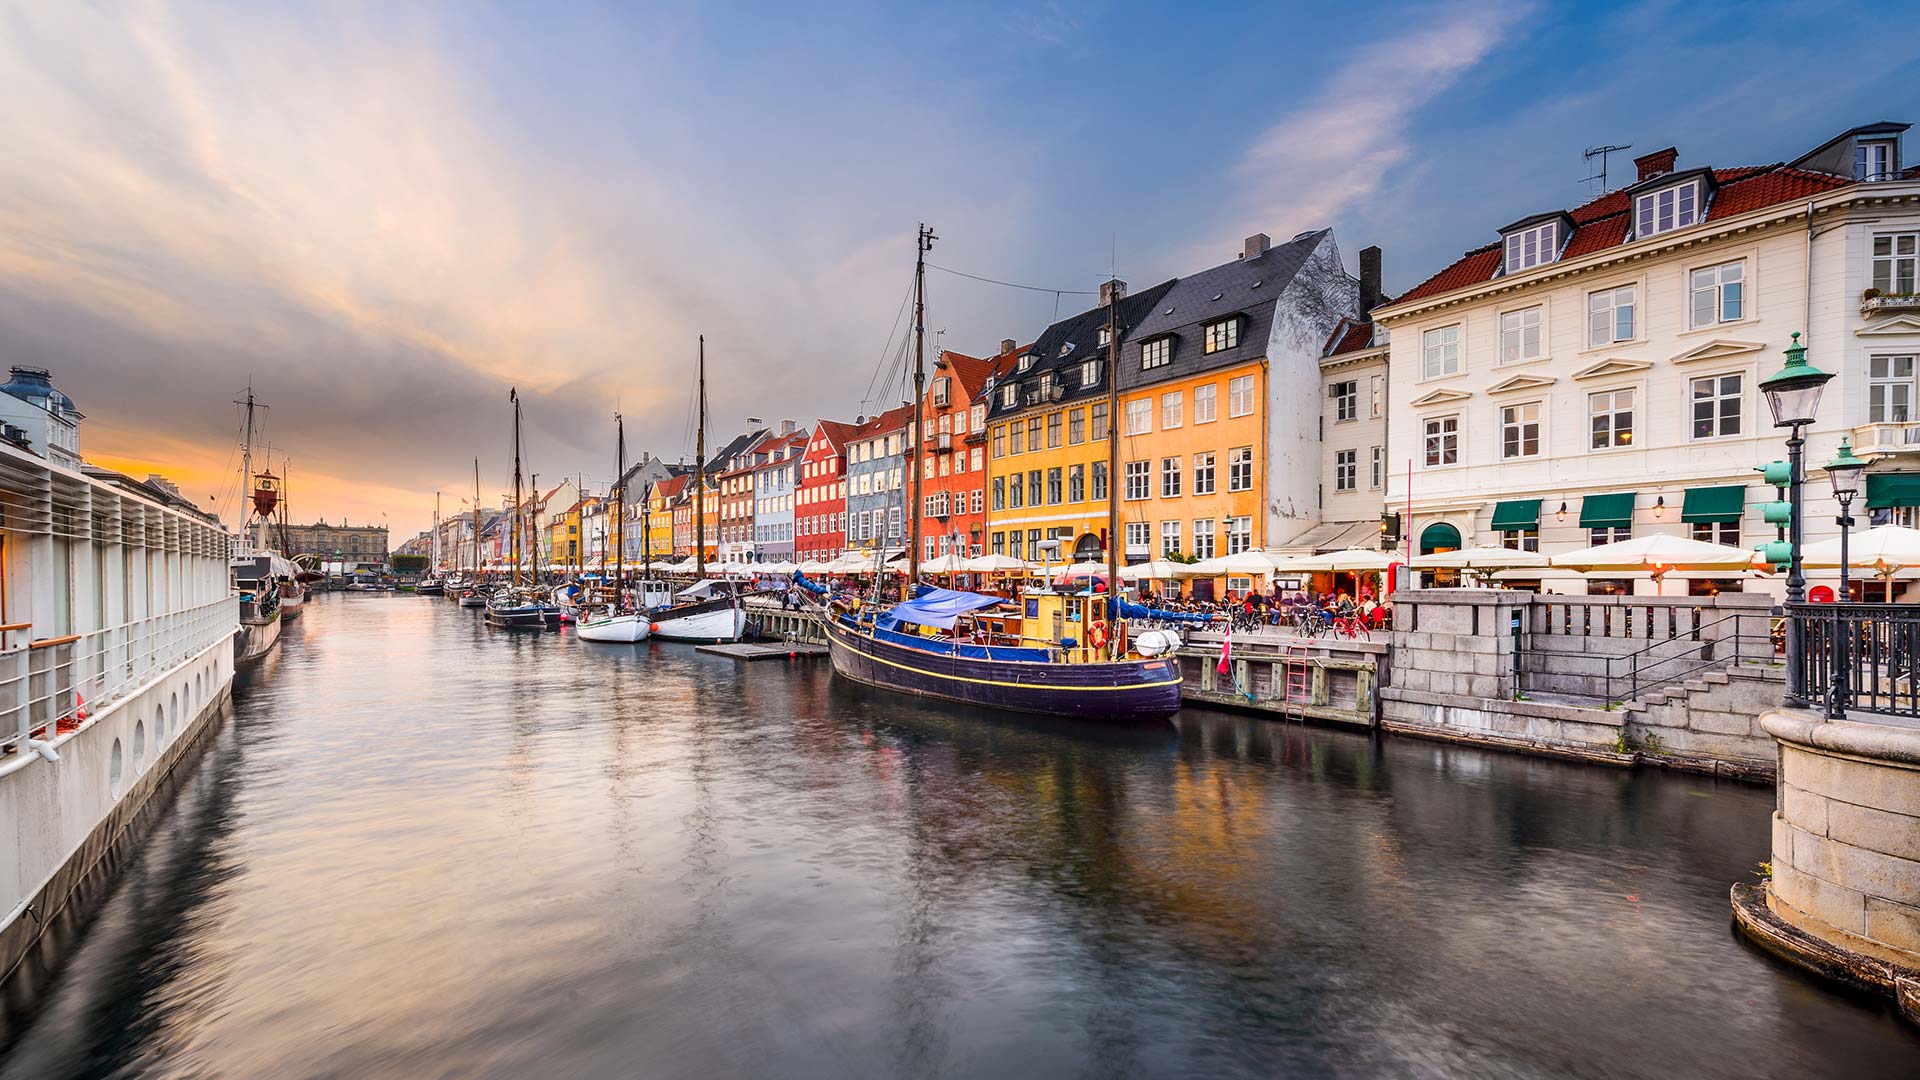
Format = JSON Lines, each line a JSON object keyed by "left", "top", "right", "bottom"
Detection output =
{"left": 576, "top": 612, "right": 652, "bottom": 643}
{"left": 649, "top": 602, "right": 746, "bottom": 643}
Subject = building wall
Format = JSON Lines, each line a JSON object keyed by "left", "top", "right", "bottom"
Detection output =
{"left": 846, "top": 425, "right": 905, "bottom": 554}
{"left": 985, "top": 398, "right": 1111, "bottom": 561}
{"left": 1115, "top": 360, "right": 1267, "bottom": 560}
{"left": 914, "top": 382, "right": 990, "bottom": 559}
{"left": 1320, "top": 348, "right": 1391, "bottom": 530}
{"left": 796, "top": 428, "right": 847, "bottom": 562}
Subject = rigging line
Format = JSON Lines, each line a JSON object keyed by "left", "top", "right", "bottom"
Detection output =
{"left": 926, "top": 263, "right": 1099, "bottom": 296}
{"left": 861, "top": 270, "right": 917, "bottom": 410}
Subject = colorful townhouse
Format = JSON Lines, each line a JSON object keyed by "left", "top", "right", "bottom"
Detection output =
{"left": 1111, "top": 230, "right": 1360, "bottom": 569}
{"left": 647, "top": 474, "right": 687, "bottom": 563}
{"left": 913, "top": 341, "right": 1025, "bottom": 560}
{"left": 751, "top": 426, "right": 808, "bottom": 562}
{"left": 796, "top": 419, "right": 856, "bottom": 563}
{"left": 984, "top": 280, "right": 1175, "bottom": 562}
{"left": 717, "top": 456, "right": 758, "bottom": 563}
{"left": 845, "top": 405, "right": 911, "bottom": 555}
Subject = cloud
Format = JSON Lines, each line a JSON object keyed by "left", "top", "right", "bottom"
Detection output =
{"left": 1215, "top": 3, "right": 1530, "bottom": 254}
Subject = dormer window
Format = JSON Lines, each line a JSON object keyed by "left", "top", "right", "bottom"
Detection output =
{"left": 1141, "top": 338, "right": 1171, "bottom": 370}
{"left": 1017, "top": 353, "right": 1034, "bottom": 372}
{"left": 1058, "top": 341, "right": 1076, "bottom": 358}
{"left": 1504, "top": 220, "right": 1559, "bottom": 273}
{"left": 1081, "top": 359, "right": 1099, "bottom": 387}
{"left": 1635, "top": 181, "right": 1699, "bottom": 238}
{"left": 1202, "top": 318, "right": 1239, "bottom": 354}
{"left": 1098, "top": 327, "right": 1111, "bottom": 347}
{"left": 1857, "top": 140, "right": 1896, "bottom": 181}
{"left": 931, "top": 376, "right": 950, "bottom": 407}
{"left": 1001, "top": 385, "right": 1016, "bottom": 407}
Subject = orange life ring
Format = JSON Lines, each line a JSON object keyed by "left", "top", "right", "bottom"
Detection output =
{"left": 1089, "top": 619, "right": 1108, "bottom": 650}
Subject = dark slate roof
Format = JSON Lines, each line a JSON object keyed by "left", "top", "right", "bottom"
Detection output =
{"left": 705, "top": 428, "right": 768, "bottom": 475}
{"left": 986, "top": 279, "right": 1177, "bottom": 422}
{"left": 1117, "top": 230, "right": 1326, "bottom": 391}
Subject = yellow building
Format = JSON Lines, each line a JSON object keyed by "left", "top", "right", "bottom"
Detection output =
{"left": 1114, "top": 360, "right": 1267, "bottom": 562}
{"left": 984, "top": 280, "right": 1176, "bottom": 562}
{"left": 646, "top": 474, "right": 687, "bottom": 560}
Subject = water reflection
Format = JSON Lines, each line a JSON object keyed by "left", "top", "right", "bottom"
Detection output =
{"left": 3, "top": 594, "right": 1915, "bottom": 1078}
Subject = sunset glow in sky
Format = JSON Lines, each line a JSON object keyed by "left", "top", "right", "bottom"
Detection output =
{"left": 2, "top": 1, "right": 1914, "bottom": 536}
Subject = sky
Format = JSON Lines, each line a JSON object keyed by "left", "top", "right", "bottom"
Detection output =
{"left": 2, "top": 0, "right": 1917, "bottom": 538}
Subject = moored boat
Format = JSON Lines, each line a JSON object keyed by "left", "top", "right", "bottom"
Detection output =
{"left": 649, "top": 578, "right": 747, "bottom": 642}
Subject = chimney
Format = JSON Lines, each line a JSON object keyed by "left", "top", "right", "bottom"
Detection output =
{"left": 1100, "top": 278, "right": 1127, "bottom": 306}
{"left": 1358, "top": 245, "right": 1384, "bottom": 321}
{"left": 1635, "top": 147, "right": 1678, "bottom": 182}
{"left": 1000, "top": 338, "right": 1017, "bottom": 355}
{"left": 1242, "top": 232, "right": 1271, "bottom": 260}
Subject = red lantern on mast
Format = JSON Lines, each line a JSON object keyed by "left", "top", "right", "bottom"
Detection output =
{"left": 252, "top": 470, "right": 280, "bottom": 519}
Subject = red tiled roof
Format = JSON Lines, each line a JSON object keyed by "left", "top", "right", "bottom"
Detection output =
{"left": 806, "top": 418, "right": 857, "bottom": 455}
{"left": 1321, "top": 318, "right": 1378, "bottom": 357}
{"left": 1396, "top": 163, "right": 1857, "bottom": 307}
{"left": 654, "top": 474, "right": 688, "bottom": 499}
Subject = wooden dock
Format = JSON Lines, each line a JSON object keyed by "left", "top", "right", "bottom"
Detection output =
{"left": 696, "top": 641, "right": 829, "bottom": 661}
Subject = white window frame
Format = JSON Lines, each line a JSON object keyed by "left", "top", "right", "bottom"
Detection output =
{"left": 1334, "top": 449, "right": 1357, "bottom": 492}
{"left": 1228, "top": 375, "right": 1255, "bottom": 417}
{"left": 1193, "top": 383, "right": 1217, "bottom": 424}
{"left": 1331, "top": 379, "right": 1358, "bottom": 421}
{"left": 1503, "top": 220, "right": 1558, "bottom": 273}
{"left": 1192, "top": 519, "right": 1216, "bottom": 560}
{"left": 1081, "top": 359, "right": 1099, "bottom": 387}
{"left": 1124, "top": 520, "right": 1150, "bottom": 554}
{"left": 1422, "top": 324, "right": 1461, "bottom": 379}
{"left": 1587, "top": 284, "right": 1636, "bottom": 347}
{"left": 1192, "top": 451, "right": 1215, "bottom": 496}
{"left": 1589, "top": 388, "right": 1635, "bottom": 450}
{"left": 1140, "top": 338, "right": 1171, "bottom": 369}
{"left": 1124, "top": 398, "right": 1152, "bottom": 436}
{"left": 1203, "top": 319, "right": 1239, "bottom": 354}
{"left": 1500, "top": 401, "right": 1542, "bottom": 460}
{"left": 1369, "top": 446, "right": 1383, "bottom": 490}
{"left": 1634, "top": 180, "right": 1699, "bottom": 239}
{"left": 1857, "top": 141, "right": 1896, "bottom": 182}
{"left": 1423, "top": 414, "right": 1459, "bottom": 467}
{"left": 1690, "top": 372, "right": 1745, "bottom": 440}
{"left": 1226, "top": 517, "right": 1252, "bottom": 555}
{"left": 1160, "top": 520, "right": 1181, "bottom": 556}
{"left": 1498, "top": 305, "right": 1543, "bottom": 365}
{"left": 1872, "top": 232, "right": 1919, "bottom": 296}
{"left": 1227, "top": 447, "right": 1253, "bottom": 492}
{"left": 1689, "top": 261, "right": 1745, "bottom": 328}
{"left": 1160, "top": 456, "right": 1181, "bottom": 498}
{"left": 1161, "top": 391, "right": 1183, "bottom": 429}
{"left": 1124, "top": 461, "right": 1150, "bottom": 501}
{"left": 1690, "top": 521, "right": 1741, "bottom": 546}
{"left": 1869, "top": 355, "right": 1918, "bottom": 424}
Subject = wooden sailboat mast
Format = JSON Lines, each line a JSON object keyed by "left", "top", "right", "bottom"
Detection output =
{"left": 472, "top": 458, "right": 482, "bottom": 577}
{"left": 1105, "top": 273, "right": 1121, "bottom": 635}
{"left": 613, "top": 412, "right": 626, "bottom": 597}
{"left": 694, "top": 336, "right": 707, "bottom": 579}
{"left": 510, "top": 389, "right": 523, "bottom": 589}
{"left": 908, "top": 224, "right": 935, "bottom": 587}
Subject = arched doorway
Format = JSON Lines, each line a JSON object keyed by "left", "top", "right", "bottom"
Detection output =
{"left": 1419, "top": 522, "right": 1461, "bottom": 555}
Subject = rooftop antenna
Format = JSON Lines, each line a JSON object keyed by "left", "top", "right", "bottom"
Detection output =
{"left": 1583, "top": 143, "right": 1633, "bottom": 195}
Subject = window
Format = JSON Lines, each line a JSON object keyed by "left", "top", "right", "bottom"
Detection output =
{"left": 1504, "top": 220, "right": 1558, "bottom": 272}
{"left": 1422, "top": 325, "right": 1461, "bottom": 378}
{"left": 1635, "top": 182, "right": 1698, "bottom": 238}
{"left": 1331, "top": 380, "right": 1357, "bottom": 421}
{"left": 1193, "top": 452, "right": 1215, "bottom": 495}
{"left": 1873, "top": 233, "right": 1919, "bottom": 295}
{"left": 1091, "top": 461, "right": 1108, "bottom": 501}
{"left": 1501, "top": 528, "right": 1540, "bottom": 553}
{"left": 1691, "top": 373, "right": 1744, "bottom": 439}
{"left": 1161, "top": 392, "right": 1183, "bottom": 429}
{"left": 1141, "top": 338, "right": 1171, "bottom": 369}
{"left": 1228, "top": 447, "right": 1253, "bottom": 491}
{"left": 1203, "top": 319, "right": 1239, "bottom": 354}
{"left": 1423, "top": 415, "right": 1459, "bottom": 466}
{"left": 1226, "top": 517, "right": 1252, "bottom": 555}
{"left": 993, "top": 531, "right": 1005, "bottom": 555}
{"left": 1047, "top": 411, "right": 1062, "bottom": 448}
{"left": 971, "top": 403, "right": 986, "bottom": 430}
{"left": 1091, "top": 403, "right": 1109, "bottom": 440}
{"left": 1160, "top": 520, "right": 1181, "bottom": 556}
{"left": 932, "top": 376, "right": 950, "bottom": 407}
{"left": 1370, "top": 446, "right": 1383, "bottom": 489}
{"left": 991, "top": 426, "right": 1006, "bottom": 458}
{"left": 1027, "top": 529, "right": 1042, "bottom": 560}
{"left": 1161, "top": 457, "right": 1182, "bottom": 497}
{"left": 1081, "top": 360, "right": 1099, "bottom": 387}
{"left": 1047, "top": 467, "right": 1062, "bottom": 504}
{"left": 1586, "top": 285, "right": 1635, "bottom": 347}
{"left": 1028, "top": 470, "right": 1043, "bottom": 506}
{"left": 1690, "top": 262, "right": 1744, "bottom": 327}
{"left": 1037, "top": 373, "right": 1054, "bottom": 399}
{"left": 1691, "top": 521, "right": 1740, "bottom": 546}
{"left": 1589, "top": 389, "right": 1634, "bottom": 449}
{"left": 1194, "top": 383, "right": 1217, "bottom": 423}
{"left": 1009, "top": 424, "right": 1023, "bottom": 455}
{"left": 1001, "top": 385, "right": 1016, "bottom": 407}
{"left": 1334, "top": 449, "right": 1357, "bottom": 492}
{"left": 1857, "top": 141, "right": 1896, "bottom": 182}
{"left": 1098, "top": 327, "right": 1111, "bottom": 347}
{"left": 1068, "top": 408, "right": 1085, "bottom": 444}
{"left": 1590, "top": 526, "right": 1630, "bottom": 546}
{"left": 1192, "top": 520, "right": 1216, "bottom": 559}
{"left": 889, "top": 508, "right": 901, "bottom": 537}
{"left": 1068, "top": 464, "right": 1085, "bottom": 502}
{"left": 1124, "top": 461, "right": 1150, "bottom": 500}
{"left": 1228, "top": 375, "right": 1255, "bottom": 417}
{"left": 971, "top": 490, "right": 983, "bottom": 514}
{"left": 1125, "top": 521, "right": 1151, "bottom": 553}
{"left": 970, "top": 447, "right": 983, "bottom": 472}
{"left": 1870, "top": 355, "right": 1917, "bottom": 423}
{"left": 1499, "top": 306, "right": 1543, "bottom": 364}
{"left": 1027, "top": 417, "right": 1042, "bottom": 451}
{"left": 1500, "top": 401, "right": 1542, "bottom": 459}
{"left": 1017, "top": 352, "right": 1034, "bottom": 372}
{"left": 1125, "top": 399, "right": 1152, "bottom": 435}
{"left": 1008, "top": 474, "right": 1024, "bottom": 508}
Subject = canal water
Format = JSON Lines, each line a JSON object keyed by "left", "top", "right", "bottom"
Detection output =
{"left": 3, "top": 594, "right": 1916, "bottom": 1079}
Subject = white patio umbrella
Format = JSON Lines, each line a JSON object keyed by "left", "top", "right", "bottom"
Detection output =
{"left": 797, "top": 559, "right": 833, "bottom": 574}
{"left": 826, "top": 551, "right": 874, "bottom": 573}
{"left": 1120, "top": 560, "right": 1185, "bottom": 581}
{"left": 1292, "top": 548, "right": 1400, "bottom": 572}
{"left": 1409, "top": 545, "right": 1551, "bottom": 570}
{"left": 919, "top": 553, "right": 969, "bottom": 574}
{"left": 1799, "top": 525, "right": 1920, "bottom": 576}
{"left": 1549, "top": 534, "right": 1760, "bottom": 581}
{"left": 962, "top": 553, "right": 1033, "bottom": 574}
{"left": 1053, "top": 560, "right": 1109, "bottom": 583}
{"left": 762, "top": 560, "right": 800, "bottom": 575}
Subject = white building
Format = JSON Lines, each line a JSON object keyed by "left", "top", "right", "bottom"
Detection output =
{"left": 0, "top": 367, "right": 84, "bottom": 471}
{"left": 1373, "top": 122, "right": 1919, "bottom": 596}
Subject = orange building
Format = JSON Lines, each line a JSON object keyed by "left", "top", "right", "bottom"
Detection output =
{"left": 913, "top": 340, "right": 1025, "bottom": 560}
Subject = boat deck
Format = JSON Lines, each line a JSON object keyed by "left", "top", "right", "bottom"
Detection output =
{"left": 696, "top": 642, "right": 829, "bottom": 661}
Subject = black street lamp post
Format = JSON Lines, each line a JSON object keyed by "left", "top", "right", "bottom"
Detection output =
{"left": 1825, "top": 438, "right": 1868, "bottom": 719}
{"left": 1759, "top": 333, "right": 1834, "bottom": 707}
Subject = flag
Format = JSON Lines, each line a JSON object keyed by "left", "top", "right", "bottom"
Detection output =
{"left": 1216, "top": 630, "right": 1232, "bottom": 676}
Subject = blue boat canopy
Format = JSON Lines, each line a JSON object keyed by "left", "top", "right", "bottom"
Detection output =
{"left": 885, "top": 588, "right": 1006, "bottom": 629}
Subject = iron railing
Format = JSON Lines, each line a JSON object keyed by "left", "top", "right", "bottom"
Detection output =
{"left": 0, "top": 597, "right": 238, "bottom": 760}
{"left": 1515, "top": 610, "right": 1779, "bottom": 704}
{"left": 1791, "top": 602, "right": 1920, "bottom": 719}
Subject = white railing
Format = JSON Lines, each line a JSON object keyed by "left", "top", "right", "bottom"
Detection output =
{"left": 1851, "top": 421, "right": 1920, "bottom": 456}
{"left": 0, "top": 596, "right": 238, "bottom": 759}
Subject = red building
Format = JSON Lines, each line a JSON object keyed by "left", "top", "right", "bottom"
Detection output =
{"left": 795, "top": 418, "right": 856, "bottom": 563}
{"left": 914, "top": 341, "right": 1025, "bottom": 560}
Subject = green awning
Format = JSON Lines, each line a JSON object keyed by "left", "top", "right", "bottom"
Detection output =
{"left": 1489, "top": 498, "right": 1541, "bottom": 531}
{"left": 1419, "top": 522, "right": 1461, "bottom": 555}
{"left": 1579, "top": 492, "right": 1636, "bottom": 529}
{"left": 1868, "top": 473, "right": 1920, "bottom": 509}
{"left": 1681, "top": 485, "right": 1746, "bottom": 523}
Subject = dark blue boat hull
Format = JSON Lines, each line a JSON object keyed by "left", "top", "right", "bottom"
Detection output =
{"left": 823, "top": 615, "right": 1182, "bottom": 722}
